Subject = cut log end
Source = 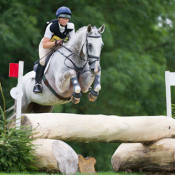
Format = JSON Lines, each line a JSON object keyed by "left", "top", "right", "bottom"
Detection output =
{"left": 52, "top": 140, "right": 78, "bottom": 175}
{"left": 111, "top": 155, "right": 121, "bottom": 172}
{"left": 111, "top": 139, "right": 175, "bottom": 173}
{"left": 78, "top": 154, "right": 97, "bottom": 174}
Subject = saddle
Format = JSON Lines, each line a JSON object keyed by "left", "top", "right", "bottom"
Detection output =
{"left": 32, "top": 52, "right": 71, "bottom": 101}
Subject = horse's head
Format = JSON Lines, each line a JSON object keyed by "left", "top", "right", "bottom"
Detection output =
{"left": 82, "top": 24, "right": 105, "bottom": 74}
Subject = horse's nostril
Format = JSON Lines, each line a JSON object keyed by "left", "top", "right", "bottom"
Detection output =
{"left": 91, "top": 68, "right": 94, "bottom": 72}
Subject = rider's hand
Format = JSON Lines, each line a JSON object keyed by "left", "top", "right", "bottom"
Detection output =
{"left": 55, "top": 40, "right": 63, "bottom": 46}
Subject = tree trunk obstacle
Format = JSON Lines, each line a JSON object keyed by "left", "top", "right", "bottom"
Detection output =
{"left": 18, "top": 113, "right": 175, "bottom": 173}
{"left": 32, "top": 139, "right": 78, "bottom": 174}
{"left": 111, "top": 138, "right": 175, "bottom": 173}
{"left": 21, "top": 113, "right": 175, "bottom": 142}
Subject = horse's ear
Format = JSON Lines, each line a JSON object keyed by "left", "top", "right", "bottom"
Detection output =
{"left": 87, "top": 24, "right": 92, "bottom": 33}
{"left": 98, "top": 24, "right": 105, "bottom": 34}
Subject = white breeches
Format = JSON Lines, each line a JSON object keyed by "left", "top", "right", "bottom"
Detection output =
{"left": 38, "top": 38, "right": 52, "bottom": 66}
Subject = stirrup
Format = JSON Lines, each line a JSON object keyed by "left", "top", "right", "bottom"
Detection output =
{"left": 33, "top": 83, "right": 43, "bottom": 94}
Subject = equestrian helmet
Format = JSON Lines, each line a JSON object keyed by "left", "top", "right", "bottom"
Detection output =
{"left": 56, "top": 6, "right": 71, "bottom": 19}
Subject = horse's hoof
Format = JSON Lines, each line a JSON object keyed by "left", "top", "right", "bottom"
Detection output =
{"left": 88, "top": 92, "right": 97, "bottom": 102}
{"left": 71, "top": 96, "right": 80, "bottom": 104}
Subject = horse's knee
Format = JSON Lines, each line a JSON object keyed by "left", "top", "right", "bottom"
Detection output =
{"left": 69, "top": 69, "right": 77, "bottom": 77}
{"left": 81, "top": 87, "right": 89, "bottom": 93}
{"left": 57, "top": 70, "right": 77, "bottom": 93}
{"left": 60, "top": 69, "right": 76, "bottom": 82}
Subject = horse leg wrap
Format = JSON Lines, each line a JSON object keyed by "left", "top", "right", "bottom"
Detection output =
{"left": 90, "top": 89, "right": 99, "bottom": 97}
{"left": 71, "top": 92, "right": 82, "bottom": 104}
{"left": 71, "top": 77, "right": 81, "bottom": 93}
{"left": 93, "top": 74, "right": 101, "bottom": 92}
{"left": 72, "top": 92, "right": 82, "bottom": 98}
{"left": 88, "top": 89, "right": 99, "bottom": 102}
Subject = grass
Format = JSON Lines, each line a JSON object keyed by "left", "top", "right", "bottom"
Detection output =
{"left": 0, "top": 172, "right": 143, "bottom": 175}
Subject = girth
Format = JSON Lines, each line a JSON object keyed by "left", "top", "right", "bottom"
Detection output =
{"left": 43, "top": 74, "right": 71, "bottom": 101}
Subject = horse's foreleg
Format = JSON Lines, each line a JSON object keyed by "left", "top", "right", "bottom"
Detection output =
{"left": 71, "top": 77, "right": 81, "bottom": 94}
{"left": 71, "top": 76, "right": 82, "bottom": 104}
{"left": 88, "top": 73, "right": 101, "bottom": 102}
{"left": 57, "top": 70, "right": 81, "bottom": 104}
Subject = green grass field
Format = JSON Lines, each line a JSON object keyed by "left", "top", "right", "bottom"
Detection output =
{"left": 0, "top": 172, "right": 143, "bottom": 175}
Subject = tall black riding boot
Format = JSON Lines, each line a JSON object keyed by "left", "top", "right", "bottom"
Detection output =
{"left": 33, "top": 63, "right": 45, "bottom": 94}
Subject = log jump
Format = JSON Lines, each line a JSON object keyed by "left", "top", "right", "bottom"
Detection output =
{"left": 21, "top": 113, "right": 175, "bottom": 143}
{"left": 13, "top": 113, "right": 175, "bottom": 174}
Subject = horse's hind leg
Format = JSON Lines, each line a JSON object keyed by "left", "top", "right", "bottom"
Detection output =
{"left": 32, "top": 103, "right": 54, "bottom": 113}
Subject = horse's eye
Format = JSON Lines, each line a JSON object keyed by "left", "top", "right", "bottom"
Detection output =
{"left": 88, "top": 43, "right": 92, "bottom": 48}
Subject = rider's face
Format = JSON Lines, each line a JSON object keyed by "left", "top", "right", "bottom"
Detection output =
{"left": 59, "top": 18, "right": 69, "bottom": 26}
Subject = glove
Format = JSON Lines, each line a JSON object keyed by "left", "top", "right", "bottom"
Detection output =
{"left": 55, "top": 40, "right": 63, "bottom": 46}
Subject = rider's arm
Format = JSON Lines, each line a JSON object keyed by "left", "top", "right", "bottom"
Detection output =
{"left": 43, "top": 37, "right": 55, "bottom": 49}
{"left": 43, "top": 23, "right": 55, "bottom": 49}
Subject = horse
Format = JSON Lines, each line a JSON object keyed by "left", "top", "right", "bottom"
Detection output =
{"left": 20, "top": 24, "right": 105, "bottom": 113}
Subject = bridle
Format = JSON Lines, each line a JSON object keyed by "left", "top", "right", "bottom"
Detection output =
{"left": 57, "top": 32, "right": 102, "bottom": 74}
{"left": 86, "top": 33, "right": 102, "bottom": 65}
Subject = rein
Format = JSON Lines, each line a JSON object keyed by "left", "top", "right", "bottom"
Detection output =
{"left": 58, "top": 33, "right": 102, "bottom": 72}
{"left": 57, "top": 45, "right": 88, "bottom": 74}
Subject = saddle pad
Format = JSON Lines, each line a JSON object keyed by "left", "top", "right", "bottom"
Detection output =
{"left": 30, "top": 71, "right": 36, "bottom": 79}
{"left": 44, "top": 53, "right": 53, "bottom": 74}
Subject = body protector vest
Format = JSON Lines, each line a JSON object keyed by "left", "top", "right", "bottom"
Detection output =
{"left": 46, "top": 19, "right": 74, "bottom": 42}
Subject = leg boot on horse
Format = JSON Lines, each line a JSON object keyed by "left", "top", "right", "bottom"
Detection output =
{"left": 33, "top": 63, "right": 45, "bottom": 94}
{"left": 71, "top": 77, "right": 82, "bottom": 104}
{"left": 88, "top": 74, "right": 101, "bottom": 102}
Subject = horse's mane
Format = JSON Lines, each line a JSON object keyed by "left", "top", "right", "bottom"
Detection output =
{"left": 67, "top": 26, "right": 87, "bottom": 46}
{"left": 68, "top": 25, "right": 98, "bottom": 46}
{"left": 75, "top": 26, "right": 87, "bottom": 35}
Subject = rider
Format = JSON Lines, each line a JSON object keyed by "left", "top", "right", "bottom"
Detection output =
{"left": 33, "top": 6, "right": 75, "bottom": 94}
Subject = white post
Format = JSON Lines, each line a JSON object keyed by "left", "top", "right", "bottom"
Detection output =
{"left": 16, "top": 61, "right": 24, "bottom": 128}
{"left": 165, "top": 71, "right": 175, "bottom": 118}
{"left": 165, "top": 71, "right": 172, "bottom": 118}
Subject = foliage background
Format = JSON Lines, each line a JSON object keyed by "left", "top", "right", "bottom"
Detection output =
{"left": 1, "top": 0, "right": 175, "bottom": 171}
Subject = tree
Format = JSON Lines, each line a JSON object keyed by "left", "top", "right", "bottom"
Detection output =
{"left": 1, "top": 0, "right": 175, "bottom": 171}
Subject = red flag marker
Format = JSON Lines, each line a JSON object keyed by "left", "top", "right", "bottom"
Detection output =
{"left": 9, "top": 63, "right": 19, "bottom": 77}
{"left": 9, "top": 61, "right": 24, "bottom": 129}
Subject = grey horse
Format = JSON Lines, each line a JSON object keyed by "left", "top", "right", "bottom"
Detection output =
{"left": 20, "top": 24, "right": 105, "bottom": 113}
